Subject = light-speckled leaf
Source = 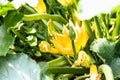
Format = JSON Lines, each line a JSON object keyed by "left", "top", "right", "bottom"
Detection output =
{"left": 110, "top": 58, "right": 120, "bottom": 78}
{"left": 0, "top": 25, "right": 14, "bottom": 56}
{"left": 90, "top": 38, "right": 115, "bottom": 63}
{"left": 0, "top": 53, "right": 40, "bottom": 80}
{"left": 0, "top": 11, "right": 23, "bottom": 56}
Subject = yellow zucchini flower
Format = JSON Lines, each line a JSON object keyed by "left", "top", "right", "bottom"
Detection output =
{"left": 50, "top": 23, "right": 89, "bottom": 55}
{"left": 57, "top": 0, "right": 73, "bottom": 7}
{"left": 85, "top": 65, "right": 101, "bottom": 80}
{"left": 39, "top": 22, "right": 89, "bottom": 55}
{"left": 34, "top": 0, "right": 46, "bottom": 13}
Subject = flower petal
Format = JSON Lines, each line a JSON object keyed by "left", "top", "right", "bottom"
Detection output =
{"left": 34, "top": 0, "right": 46, "bottom": 13}
{"left": 39, "top": 41, "right": 59, "bottom": 54}
{"left": 52, "top": 29, "right": 72, "bottom": 48}
{"left": 90, "top": 65, "right": 98, "bottom": 76}
{"left": 51, "top": 39, "right": 73, "bottom": 55}
{"left": 74, "top": 24, "right": 89, "bottom": 53}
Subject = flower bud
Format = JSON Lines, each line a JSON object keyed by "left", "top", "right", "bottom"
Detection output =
{"left": 39, "top": 41, "right": 58, "bottom": 54}
{"left": 72, "top": 51, "right": 92, "bottom": 68}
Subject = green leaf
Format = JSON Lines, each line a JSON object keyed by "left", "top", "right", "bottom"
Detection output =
{"left": 110, "top": 58, "right": 120, "bottom": 78}
{"left": 0, "top": 11, "right": 23, "bottom": 56}
{"left": 0, "top": 3, "right": 15, "bottom": 16}
{"left": 4, "top": 11, "right": 23, "bottom": 30}
{"left": 0, "top": 53, "right": 50, "bottom": 80}
{"left": 115, "top": 40, "right": 120, "bottom": 56}
{"left": 0, "top": 25, "right": 14, "bottom": 56}
{"left": 90, "top": 38, "right": 115, "bottom": 63}
{"left": 0, "top": 53, "right": 40, "bottom": 80}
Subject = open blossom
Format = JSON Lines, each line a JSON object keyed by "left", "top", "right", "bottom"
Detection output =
{"left": 77, "top": 0, "right": 120, "bottom": 20}
{"left": 50, "top": 23, "right": 89, "bottom": 55}
{"left": 39, "top": 21, "right": 90, "bottom": 55}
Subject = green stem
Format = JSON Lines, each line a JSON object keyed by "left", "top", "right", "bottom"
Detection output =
{"left": 73, "top": 0, "right": 78, "bottom": 9}
{"left": 83, "top": 20, "right": 94, "bottom": 41}
{"left": 72, "top": 40, "right": 77, "bottom": 60}
{"left": 98, "top": 64, "right": 114, "bottom": 80}
{"left": 112, "top": 11, "right": 120, "bottom": 36}
{"left": 55, "top": 74, "right": 74, "bottom": 80}
{"left": 48, "top": 56, "right": 69, "bottom": 67}
{"left": 100, "top": 14, "right": 110, "bottom": 39}
{"left": 74, "top": 75, "right": 90, "bottom": 80}
{"left": 105, "top": 14, "right": 110, "bottom": 29}
{"left": 64, "top": 55, "right": 73, "bottom": 65}
{"left": 94, "top": 16, "right": 103, "bottom": 38}
{"left": 23, "top": 13, "right": 68, "bottom": 24}
{"left": 47, "top": 67, "right": 89, "bottom": 74}
{"left": 22, "top": 4, "right": 36, "bottom": 14}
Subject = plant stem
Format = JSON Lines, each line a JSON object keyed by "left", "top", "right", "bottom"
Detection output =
{"left": 105, "top": 14, "right": 110, "bottom": 29}
{"left": 64, "top": 55, "right": 73, "bottom": 65}
{"left": 100, "top": 14, "right": 110, "bottom": 39}
{"left": 55, "top": 74, "right": 74, "bottom": 80}
{"left": 22, "top": 4, "right": 36, "bottom": 14}
{"left": 72, "top": 40, "right": 77, "bottom": 60}
{"left": 48, "top": 56, "right": 69, "bottom": 67}
{"left": 112, "top": 11, "right": 120, "bottom": 36}
{"left": 47, "top": 67, "right": 89, "bottom": 74}
{"left": 94, "top": 16, "right": 103, "bottom": 38}
{"left": 74, "top": 74, "right": 90, "bottom": 80}
{"left": 98, "top": 64, "right": 114, "bottom": 80}
{"left": 83, "top": 20, "right": 94, "bottom": 41}
{"left": 23, "top": 13, "right": 68, "bottom": 24}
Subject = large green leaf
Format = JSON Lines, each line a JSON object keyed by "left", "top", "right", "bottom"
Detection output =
{"left": 90, "top": 38, "right": 115, "bottom": 63}
{"left": 0, "top": 53, "right": 49, "bottom": 80}
{"left": 110, "top": 58, "right": 120, "bottom": 78}
{"left": 0, "top": 25, "right": 14, "bottom": 56}
{"left": 0, "top": 11, "right": 23, "bottom": 56}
